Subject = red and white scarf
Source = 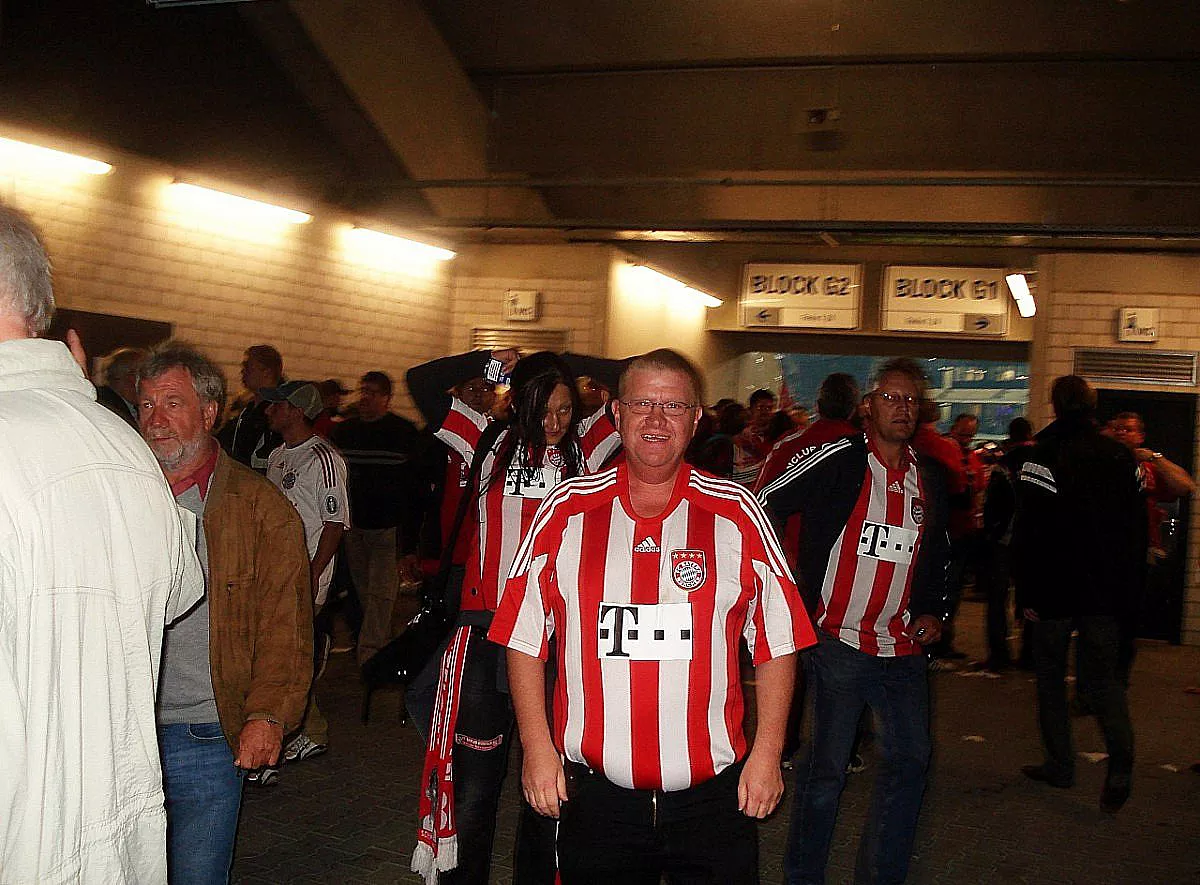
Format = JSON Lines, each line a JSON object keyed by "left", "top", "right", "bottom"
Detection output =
{"left": 411, "top": 625, "right": 472, "bottom": 884}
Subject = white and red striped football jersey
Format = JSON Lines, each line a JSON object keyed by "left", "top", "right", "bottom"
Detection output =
{"left": 489, "top": 463, "right": 815, "bottom": 792}
{"left": 817, "top": 439, "right": 927, "bottom": 656}
{"left": 436, "top": 398, "right": 621, "bottom": 613}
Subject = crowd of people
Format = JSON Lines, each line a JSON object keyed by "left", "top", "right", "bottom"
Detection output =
{"left": 2, "top": 197, "right": 1196, "bottom": 885}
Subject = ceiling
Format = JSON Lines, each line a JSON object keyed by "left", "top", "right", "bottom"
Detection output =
{"left": 2, "top": 0, "right": 1199, "bottom": 250}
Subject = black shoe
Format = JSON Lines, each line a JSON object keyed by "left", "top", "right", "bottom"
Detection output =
{"left": 1100, "top": 780, "right": 1130, "bottom": 813}
{"left": 1021, "top": 764, "right": 1073, "bottom": 789}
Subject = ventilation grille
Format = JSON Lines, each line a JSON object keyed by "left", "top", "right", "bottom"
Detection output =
{"left": 1073, "top": 348, "right": 1197, "bottom": 386}
{"left": 471, "top": 327, "right": 570, "bottom": 354}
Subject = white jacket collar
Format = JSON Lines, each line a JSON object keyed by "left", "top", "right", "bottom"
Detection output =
{"left": 0, "top": 337, "right": 97, "bottom": 399}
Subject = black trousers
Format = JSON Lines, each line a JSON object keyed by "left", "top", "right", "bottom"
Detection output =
{"left": 557, "top": 761, "right": 757, "bottom": 885}
{"left": 1033, "top": 615, "right": 1134, "bottom": 786}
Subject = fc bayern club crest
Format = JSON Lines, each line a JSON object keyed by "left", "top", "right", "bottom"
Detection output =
{"left": 911, "top": 499, "right": 925, "bottom": 526}
{"left": 547, "top": 447, "right": 565, "bottom": 469}
{"left": 282, "top": 472, "right": 297, "bottom": 490}
{"left": 670, "top": 549, "right": 707, "bottom": 592}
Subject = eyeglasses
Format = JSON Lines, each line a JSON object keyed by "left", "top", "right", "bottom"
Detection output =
{"left": 620, "top": 399, "right": 697, "bottom": 418}
{"left": 873, "top": 391, "right": 918, "bottom": 406}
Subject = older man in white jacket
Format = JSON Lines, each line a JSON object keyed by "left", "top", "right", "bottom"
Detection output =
{"left": 0, "top": 203, "right": 204, "bottom": 884}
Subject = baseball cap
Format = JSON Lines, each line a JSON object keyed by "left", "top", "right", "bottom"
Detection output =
{"left": 259, "top": 381, "right": 323, "bottom": 420}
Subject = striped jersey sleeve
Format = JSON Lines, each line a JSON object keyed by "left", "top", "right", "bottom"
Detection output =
{"left": 434, "top": 397, "right": 488, "bottom": 463}
{"left": 578, "top": 406, "right": 622, "bottom": 471}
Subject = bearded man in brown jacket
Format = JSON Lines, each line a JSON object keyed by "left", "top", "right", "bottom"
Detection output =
{"left": 138, "top": 340, "right": 313, "bottom": 884}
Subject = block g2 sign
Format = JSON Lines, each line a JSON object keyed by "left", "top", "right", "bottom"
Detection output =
{"left": 741, "top": 263, "right": 862, "bottom": 330}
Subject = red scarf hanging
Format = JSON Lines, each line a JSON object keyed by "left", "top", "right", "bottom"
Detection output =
{"left": 411, "top": 625, "right": 472, "bottom": 883}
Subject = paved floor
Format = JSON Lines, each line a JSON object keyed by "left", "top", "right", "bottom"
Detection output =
{"left": 233, "top": 600, "right": 1200, "bottom": 884}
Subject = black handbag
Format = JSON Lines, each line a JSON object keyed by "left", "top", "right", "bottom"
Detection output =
{"left": 361, "top": 421, "right": 502, "bottom": 688}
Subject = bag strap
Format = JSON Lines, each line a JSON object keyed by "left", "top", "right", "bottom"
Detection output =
{"left": 427, "top": 420, "right": 505, "bottom": 607}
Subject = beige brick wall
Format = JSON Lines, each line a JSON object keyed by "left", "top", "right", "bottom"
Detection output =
{"left": 1031, "top": 253, "right": 1200, "bottom": 644}
{"left": 1, "top": 136, "right": 453, "bottom": 420}
{"left": 449, "top": 244, "right": 610, "bottom": 355}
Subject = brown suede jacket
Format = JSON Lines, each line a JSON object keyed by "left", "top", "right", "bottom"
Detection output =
{"left": 204, "top": 449, "right": 314, "bottom": 749}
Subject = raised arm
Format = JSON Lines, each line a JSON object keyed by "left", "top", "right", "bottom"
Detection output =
{"left": 405, "top": 350, "right": 496, "bottom": 430}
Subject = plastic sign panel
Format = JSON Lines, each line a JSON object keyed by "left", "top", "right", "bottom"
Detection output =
{"left": 1117, "top": 308, "right": 1159, "bottom": 342}
{"left": 741, "top": 263, "right": 862, "bottom": 329}
{"left": 881, "top": 266, "right": 1010, "bottom": 335}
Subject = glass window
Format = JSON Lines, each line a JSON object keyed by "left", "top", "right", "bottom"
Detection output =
{"left": 736, "top": 353, "right": 1029, "bottom": 440}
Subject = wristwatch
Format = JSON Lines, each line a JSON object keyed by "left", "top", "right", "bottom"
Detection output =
{"left": 1151, "top": 451, "right": 1164, "bottom": 461}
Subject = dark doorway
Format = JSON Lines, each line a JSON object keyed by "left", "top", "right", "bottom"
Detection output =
{"left": 1096, "top": 388, "right": 1196, "bottom": 644}
{"left": 46, "top": 308, "right": 173, "bottom": 378}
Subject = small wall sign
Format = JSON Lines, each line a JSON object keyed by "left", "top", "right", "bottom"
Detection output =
{"left": 504, "top": 289, "right": 540, "bottom": 322}
{"left": 1117, "top": 308, "right": 1159, "bottom": 343}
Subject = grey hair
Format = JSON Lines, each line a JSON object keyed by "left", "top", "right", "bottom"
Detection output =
{"left": 0, "top": 202, "right": 54, "bottom": 335}
{"left": 140, "top": 340, "right": 227, "bottom": 416}
{"left": 870, "top": 357, "right": 928, "bottom": 394}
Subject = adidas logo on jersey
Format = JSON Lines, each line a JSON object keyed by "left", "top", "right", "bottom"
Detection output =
{"left": 633, "top": 537, "right": 661, "bottom": 553}
{"left": 887, "top": 480, "right": 903, "bottom": 494}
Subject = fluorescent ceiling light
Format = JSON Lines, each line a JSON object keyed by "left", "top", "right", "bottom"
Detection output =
{"left": 0, "top": 137, "right": 113, "bottom": 176}
{"left": 167, "top": 182, "right": 311, "bottom": 225}
{"left": 1005, "top": 273, "right": 1036, "bottom": 318}
{"left": 629, "top": 264, "right": 723, "bottom": 308}
{"left": 347, "top": 227, "right": 456, "bottom": 262}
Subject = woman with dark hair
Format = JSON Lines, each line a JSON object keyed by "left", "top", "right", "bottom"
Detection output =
{"left": 405, "top": 347, "right": 624, "bottom": 885}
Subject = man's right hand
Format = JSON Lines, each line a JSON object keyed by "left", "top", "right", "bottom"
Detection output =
{"left": 522, "top": 742, "right": 568, "bottom": 819}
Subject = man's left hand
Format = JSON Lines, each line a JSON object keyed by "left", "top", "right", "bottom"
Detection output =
{"left": 234, "top": 719, "right": 284, "bottom": 770}
{"left": 398, "top": 553, "right": 421, "bottom": 585}
{"left": 737, "top": 750, "right": 784, "bottom": 819}
{"left": 907, "top": 615, "right": 942, "bottom": 646}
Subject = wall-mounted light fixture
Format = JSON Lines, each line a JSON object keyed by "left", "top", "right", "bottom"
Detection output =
{"left": 1005, "top": 273, "right": 1036, "bottom": 318}
{"left": 345, "top": 226, "right": 456, "bottom": 263}
{"left": 628, "top": 264, "right": 722, "bottom": 308}
{"left": 166, "top": 182, "right": 312, "bottom": 226}
{"left": 0, "top": 137, "right": 113, "bottom": 177}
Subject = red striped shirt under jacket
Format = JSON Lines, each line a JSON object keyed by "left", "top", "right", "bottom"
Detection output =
{"left": 818, "top": 437, "right": 927, "bottom": 657}
{"left": 436, "top": 398, "right": 621, "bottom": 613}
{"left": 490, "top": 463, "right": 815, "bottom": 792}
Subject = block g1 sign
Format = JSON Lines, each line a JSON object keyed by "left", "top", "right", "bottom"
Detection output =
{"left": 1117, "top": 308, "right": 1159, "bottom": 343}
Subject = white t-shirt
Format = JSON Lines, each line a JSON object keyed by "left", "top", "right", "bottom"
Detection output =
{"left": 267, "top": 435, "right": 351, "bottom": 605}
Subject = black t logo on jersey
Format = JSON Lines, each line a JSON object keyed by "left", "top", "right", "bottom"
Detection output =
{"left": 860, "top": 523, "right": 891, "bottom": 558}
{"left": 505, "top": 466, "right": 546, "bottom": 496}
{"left": 598, "top": 604, "right": 639, "bottom": 657}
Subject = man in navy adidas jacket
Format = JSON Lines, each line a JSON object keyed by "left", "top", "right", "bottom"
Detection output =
{"left": 1012, "top": 375, "right": 1141, "bottom": 813}
{"left": 759, "top": 357, "right": 950, "bottom": 885}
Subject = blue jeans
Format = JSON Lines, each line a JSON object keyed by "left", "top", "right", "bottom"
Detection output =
{"left": 786, "top": 637, "right": 931, "bottom": 885}
{"left": 159, "top": 722, "right": 244, "bottom": 885}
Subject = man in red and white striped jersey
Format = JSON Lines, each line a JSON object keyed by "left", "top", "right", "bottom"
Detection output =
{"left": 758, "top": 358, "right": 951, "bottom": 885}
{"left": 491, "top": 349, "right": 815, "bottom": 885}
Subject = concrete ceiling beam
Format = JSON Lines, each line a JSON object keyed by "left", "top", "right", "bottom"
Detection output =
{"left": 286, "top": 0, "right": 551, "bottom": 221}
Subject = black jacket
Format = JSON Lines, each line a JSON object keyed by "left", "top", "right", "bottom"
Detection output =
{"left": 216, "top": 400, "right": 281, "bottom": 473}
{"left": 758, "top": 433, "right": 951, "bottom": 624}
{"left": 1010, "top": 415, "right": 1143, "bottom": 620}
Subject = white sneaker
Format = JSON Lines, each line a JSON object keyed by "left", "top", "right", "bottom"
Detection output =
{"left": 282, "top": 733, "right": 328, "bottom": 764}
